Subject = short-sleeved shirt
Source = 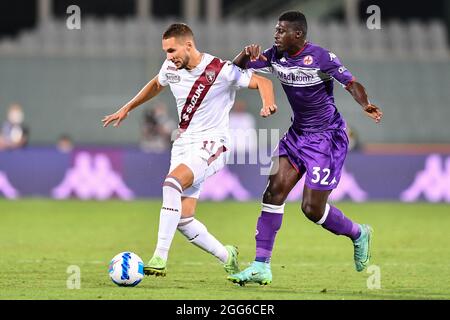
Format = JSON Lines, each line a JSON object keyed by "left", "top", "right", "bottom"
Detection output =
{"left": 247, "top": 42, "right": 354, "bottom": 132}
{"left": 158, "top": 53, "right": 252, "bottom": 140}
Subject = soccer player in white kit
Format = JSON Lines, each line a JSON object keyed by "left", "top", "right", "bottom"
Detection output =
{"left": 102, "top": 23, "right": 277, "bottom": 277}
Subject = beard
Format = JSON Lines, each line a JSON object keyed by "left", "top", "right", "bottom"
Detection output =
{"left": 176, "top": 56, "right": 190, "bottom": 70}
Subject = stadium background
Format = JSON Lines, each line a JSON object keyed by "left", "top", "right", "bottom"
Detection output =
{"left": 1, "top": 0, "right": 449, "bottom": 201}
{"left": 1, "top": 0, "right": 450, "bottom": 145}
{"left": 1, "top": 0, "right": 450, "bottom": 300}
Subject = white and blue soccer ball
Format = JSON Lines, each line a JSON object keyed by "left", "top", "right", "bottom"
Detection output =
{"left": 108, "top": 252, "right": 144, "bottom": 287}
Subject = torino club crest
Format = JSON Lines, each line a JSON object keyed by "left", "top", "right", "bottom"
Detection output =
{"left": 205, "top": 70, "right": 216, "bottom": 84}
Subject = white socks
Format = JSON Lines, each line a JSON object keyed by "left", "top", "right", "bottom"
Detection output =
{"left": 177, "top": 217, "right": 228, "bottom": 263}
{"left": 154, "top": 176, "right": 228, "bottom": 263}
{"left": 154, "top": 177, "right": 182, "bottom": 260}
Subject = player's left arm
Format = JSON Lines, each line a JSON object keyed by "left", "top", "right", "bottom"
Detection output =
{"left": 320, "top": 49, "right": 383, "bottom": 124}
{"left": 345, "top": 81, "right": 383, "bottom": 124}
{"left": 247, "top": 73, "right": 277, "bottom": 118}
{"left": 227, "top": 62, "right": 276, "bottom": 118}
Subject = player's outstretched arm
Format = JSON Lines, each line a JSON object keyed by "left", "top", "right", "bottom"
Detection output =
{"left": 248, "top": 73, "right": 277, "bottom": 118}
{"left": 233, "top": 44, "right": 267, "bottom": 69}
{"left": 346, "top": 81, "right": 383, "bottom": 124}
{"left": 102, "top": 75, "right": 166, "bottom": 127}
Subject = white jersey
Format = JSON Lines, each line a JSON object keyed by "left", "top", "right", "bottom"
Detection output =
{"left": 158, "top": 53, "right": 252, "bottom": 141}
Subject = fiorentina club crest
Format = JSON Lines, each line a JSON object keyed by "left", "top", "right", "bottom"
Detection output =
{"left": 205, "top": 70, "right": 216, "bottom": 84}
{"left": 303, "top": 55, "right": 313, "bottom": 65}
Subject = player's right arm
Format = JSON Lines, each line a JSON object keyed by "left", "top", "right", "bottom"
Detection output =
{"left": 233, "top": 44, "right": 271, "bottom": 70}
{"left": 102, "top": 75, "right": 165, "bottom": 127}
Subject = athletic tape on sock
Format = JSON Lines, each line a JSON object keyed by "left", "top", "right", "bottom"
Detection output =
{"left": 316, "top": 203, "right": 331, "bottom": 225}
{"left": 262, "top": 203, "right": 285, "bottom": 214}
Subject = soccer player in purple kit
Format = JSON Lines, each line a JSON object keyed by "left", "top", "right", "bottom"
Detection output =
{"left": 228, "top": 11, "right": 383, "bottom": 286}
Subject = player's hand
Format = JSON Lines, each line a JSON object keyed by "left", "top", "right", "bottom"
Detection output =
{"left": 244, "top": 44, "right": 267, "bottom": 62}
{"left": 260, "top": 104, "right": 277, "bottom": 118}
{"left": 102, "top": 107, "right": 129, "bottom": 127}
{"left": 363, "top": 104, "right": 383, "bottom": 123}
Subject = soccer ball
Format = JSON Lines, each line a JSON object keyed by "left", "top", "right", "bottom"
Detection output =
{"left": 108, "top": 252, "right": 144, "bottom": 287}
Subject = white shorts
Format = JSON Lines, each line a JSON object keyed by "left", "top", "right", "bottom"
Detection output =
{"left": 168, "top": 135, "right": 230, "bottom": 199}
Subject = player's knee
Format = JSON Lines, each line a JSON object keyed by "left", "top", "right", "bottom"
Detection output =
{"left": 263, "top": 185, "right": 285, "bottom": 205}
{"left": 301, "top": 201, "right": 322, "bottom": 222}
{"left": 162, "top": 177, "right": 183, "bottom": 198}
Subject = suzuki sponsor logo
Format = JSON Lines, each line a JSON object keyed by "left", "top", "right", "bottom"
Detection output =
{"left": 182, "top": 83, "right": 206, "bottom": 122}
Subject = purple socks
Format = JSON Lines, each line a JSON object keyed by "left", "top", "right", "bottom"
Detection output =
{"left": 255, "top": 203, "right": 285, "bottom": 263}
{"left": 253, "top": 203, "right": 361, "bottom": 264}
{"left": 318, "top": 204, "right": 361, "bottom": 240}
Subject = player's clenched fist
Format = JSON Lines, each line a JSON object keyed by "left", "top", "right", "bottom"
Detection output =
{"left": 244, "top": 44, "right": 267, "bottom": 62}
{"left": 260, "top": 104, "right": 277, "bottom": 118}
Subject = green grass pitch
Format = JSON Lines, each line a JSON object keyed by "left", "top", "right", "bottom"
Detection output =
{"left": 1, "top": 199, "right": 449, "bottom": 300}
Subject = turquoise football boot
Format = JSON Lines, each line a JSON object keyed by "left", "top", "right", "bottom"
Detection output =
{"left": 353, "top": 224, "right": 373, "bottom": 272}
{"left": 227, "top": 261, "right": 272, "bottom": 286}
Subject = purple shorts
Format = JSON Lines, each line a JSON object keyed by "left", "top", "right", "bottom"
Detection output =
{"left": 274, "top": 127, "right": 349, "bottom": 190}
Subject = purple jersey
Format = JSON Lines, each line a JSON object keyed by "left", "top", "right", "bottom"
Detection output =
{"left": 247, "top": 42, "right": 354, "bottom": 132}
